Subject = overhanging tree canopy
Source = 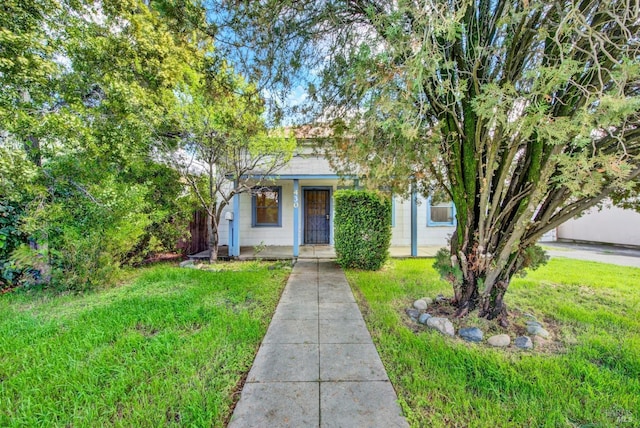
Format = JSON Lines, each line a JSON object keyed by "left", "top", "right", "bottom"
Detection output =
{"left": 212, "top": 0, "right": 640, "bottom": 324}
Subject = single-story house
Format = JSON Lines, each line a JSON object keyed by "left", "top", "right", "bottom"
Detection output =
{"left": 214, "top": 143, "right": 457, "bottom": 257}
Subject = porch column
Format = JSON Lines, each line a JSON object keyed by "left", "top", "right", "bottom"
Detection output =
{"left": 232, "top": 182, "right": 241, "bottom": 257}
{"left": 293, "top": 179, "right": 300, "bottom": 257}
{"left": 411, "top": 181, "right": 418, "bottom": 257}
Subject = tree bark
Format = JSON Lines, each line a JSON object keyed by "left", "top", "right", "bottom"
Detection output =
{"left": 448, "top": 234, "right": 521, "bottom": 327}
{"left": 207, "top": 211, "right": 219, "bottom": 263}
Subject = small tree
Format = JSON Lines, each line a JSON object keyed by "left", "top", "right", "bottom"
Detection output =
{"left": 168, "top": 66, "right": 296, "bottom": 262}
{"left": 334, "top": 190, "right": 392, "bottom": 270}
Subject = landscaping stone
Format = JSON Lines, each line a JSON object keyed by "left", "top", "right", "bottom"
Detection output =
{"left": 179, "top": 259, "right": 194, "bottom": 268}
{"left": 413, "top": 299, "right": 428, "bottom": 310}
{"left": 514, "top": 336, "right": 533, "bottom": 349}
{"left": 487, "top": 334, "right": 510, "bottom": 347}
{"left": 421, "top": 297, "right": 434, "bottom": 305}
{"left": 434, "top": 294, "right": 447, "bottom": 304}
{"left": 526, "top": 324, "right": 550, "bottom": 338}
{"left": 405, "top": 308, "right": 420, "bottom": 321}
{"left": 459, "top": 327, "right": 483, "bottom": 343}
{"left": 426, "top": 317, "right": 455, "bottom": 336}
{"left": 418, "top": 313, "right": 432, "bottom": 325}
{"left": 526, "top": 320, "right": 543, "bottom": 328}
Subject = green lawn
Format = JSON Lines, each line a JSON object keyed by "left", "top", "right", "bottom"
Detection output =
{"left": 0, "top": 262, "right": 289, "bottom": 427}
{"left": 346, "top": 258, "right": 640, "bottom": 427}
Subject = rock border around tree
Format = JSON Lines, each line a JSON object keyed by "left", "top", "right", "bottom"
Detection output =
{"left": 406, "top": 297, "right": 556, "bottom": 352}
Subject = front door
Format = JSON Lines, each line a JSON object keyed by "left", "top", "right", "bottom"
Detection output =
{"left": 304, "top": 189, "right": 330, "bottom": 244}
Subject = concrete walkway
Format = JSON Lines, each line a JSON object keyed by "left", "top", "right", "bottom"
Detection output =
{"left": 228, "top": 259, "right": 408, "bottom": 428}
{"left": 542, "top": 241, "right": 640, "bottom": 268}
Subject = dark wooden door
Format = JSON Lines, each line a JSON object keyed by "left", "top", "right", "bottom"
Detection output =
{"left": 304, "top": 190, "right": 330, "bottom": 244}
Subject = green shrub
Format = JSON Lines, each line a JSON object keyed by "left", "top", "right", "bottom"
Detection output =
{"left": 334, "top": 189, "right": 391, "bottom": 270}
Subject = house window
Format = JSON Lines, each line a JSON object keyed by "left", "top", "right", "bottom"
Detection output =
{"left": 427, "top": 196, "right": 456, "bottom": 226}
{"left": 252, "top": 186, "right": 282, "bottom": 227}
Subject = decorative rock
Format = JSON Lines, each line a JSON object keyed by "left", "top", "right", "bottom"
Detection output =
{"left": 179, "top": 259, "right": 194, "bottom": 268}
{"left": 421, "top": 297, "right": 434, "bottom": 305}
{"left": 426, "top": 317, "right": 455, "bottom": 336}
{"left": 526, "top": 324, "right": 550, "bottom": 338}
{"left": 413, "top": 299, "right": 428, "bottom": 310}
{"left": 514, "top": 336, "right": 533, "bottom": 350}
{"left": 434, "top": 294, "right": 447, "bottom": 304}
{"left": 418, "top": 313, "right": 432, "bottom": 325}
{"left": 405, "top": 308, "right": 420, "bottom": 321}
{"left": 526, "top": 320, "right": 543, "bottom": 328}
{"left": 459, "top": 327, "right": 484, "bottom": 343}
{"left": 487, "top": 334, "right": 511, "bottom": 347}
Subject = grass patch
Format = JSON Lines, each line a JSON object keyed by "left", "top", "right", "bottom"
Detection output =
{"left": 346, "top": 258, "right": 640, "bottom": 427}
{"left": 0, "top": 261, "right": 289, "bottom": 427}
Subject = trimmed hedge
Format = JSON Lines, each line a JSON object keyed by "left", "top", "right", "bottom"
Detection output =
{"left": 334, "top": 190, "right": 392, "bottom": 270}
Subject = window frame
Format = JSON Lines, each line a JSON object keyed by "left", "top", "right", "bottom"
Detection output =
{"left": 252, "top": 186, "right": 282, "bottom": 227}
{"left": 426, "top": 196, "right": 456, "bottom": 227}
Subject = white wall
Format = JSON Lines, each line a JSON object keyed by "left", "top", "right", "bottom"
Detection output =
{"left": 220, "top": 182, "right": 455, "bottom": 249}
{"left": 557, "top": 204, "right": 640, "bottom": 247}
{"left": 391, "top": 195, "right": 455, "bottom": 247}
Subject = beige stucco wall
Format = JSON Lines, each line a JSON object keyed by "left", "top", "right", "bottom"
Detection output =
{"left": 391, "top": 196, "right": 455, "bottom": 248}
{"left": 557, "top": 203, "right": 640, "bottom": 247}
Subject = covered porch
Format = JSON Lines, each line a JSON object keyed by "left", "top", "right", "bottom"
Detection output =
{"left": 189, "top": 245, "right": 442, "bottom": 261}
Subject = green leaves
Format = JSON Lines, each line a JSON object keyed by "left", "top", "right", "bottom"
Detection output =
{"left": 334, "top": 190, "right": 392, "bottom": 271}
{"left": 0, "top": 0, "right": 211, "bottom": 289}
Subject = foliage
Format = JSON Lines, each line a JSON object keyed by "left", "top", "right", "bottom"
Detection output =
{"left": 334, "top": 190, "right": 391, "bottom": 270}
{"left": 346, "top": 258, "right": 640, "bottom": 427}
{"left": 0, "top": 262, "right": 289, "bottom": 426}
{"left": 0, "top": 0, "right": 205, "bottom": 290}
{"left": 165, "top": 64, "right": 296, "bottom": 262}
{"left": 213, "top": 0, "right": 640, "bottom": 319}
{"left": 0, "top": 204, "right": 28, "bottom": 287}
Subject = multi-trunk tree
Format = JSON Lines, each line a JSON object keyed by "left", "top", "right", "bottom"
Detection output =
{"left": 213, "top": 0, "right": 640, "bottom": 324}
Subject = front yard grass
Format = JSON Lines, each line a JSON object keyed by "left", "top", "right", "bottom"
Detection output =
{"left": 346, "top": 258, "right": 640, "bottom": 427}
{"left": 0, "top": 262, "right": 289, "bottom": 427}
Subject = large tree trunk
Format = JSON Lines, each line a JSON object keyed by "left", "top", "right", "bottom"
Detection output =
{"left": 444, "top": 230, "right": 524, "bottom": 328}
{"left": 453, "top": 275, "right": 510, "bottom": 327}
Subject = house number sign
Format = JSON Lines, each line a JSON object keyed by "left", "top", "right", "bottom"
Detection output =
{"left": 293, "top": 190, "right": 299, "bottom": 209}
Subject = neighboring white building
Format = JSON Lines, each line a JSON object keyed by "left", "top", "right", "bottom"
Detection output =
{"left": 218, "top": 144, "right": 456, "bottom": 257}
{"left": 557, "top": 203, "right": 640, "bottom": 248}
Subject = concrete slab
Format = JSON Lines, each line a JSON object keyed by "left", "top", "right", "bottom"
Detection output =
{"left": 389, "top": 246, "right": 441, "bottom": 258}
{"left": 319, "top": 302, "right": 364, "bottom": 321}
{"left": 317, "top": 276, "right": 349, "bottom": 287}
{"left": 228, "top": 382, "right": 319, "bottom": 428}
{"left": 319, "top": 318, "right": 371, "bottom": 344}
{"left": 320, "top": 344, "right": 388, "bottom": 381}
{"left": 273, "top": 302, "right": 319, "bottom": 320}
{"left": 321, "top": 381, "right": 409, "bottom": 428}
{"left": 247, "top": 343, "right": 319, "bottom": 382}
{"left": 263, "top": 319, "right": 319, "bottom": 344}
{"left": 543, "top": 242, "right": 640, "bottom": 268}
{"left": 280, "top": 287, "right": 318, "bottom": 303}
{"left": 318, "top": 287, "right": 355, "bottom": 303}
